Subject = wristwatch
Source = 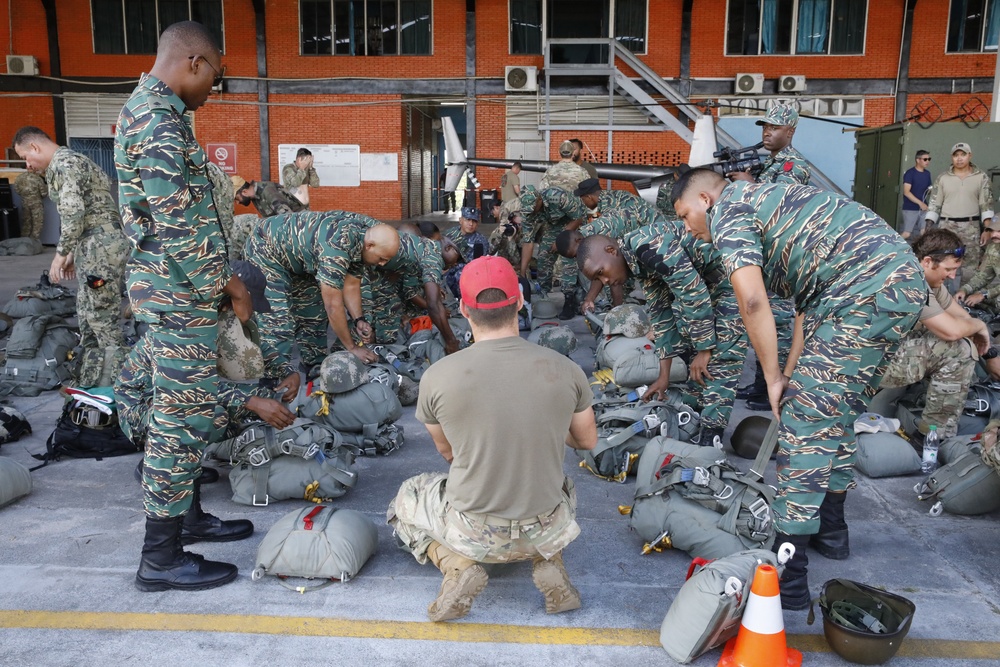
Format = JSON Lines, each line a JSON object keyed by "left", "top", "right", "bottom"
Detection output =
{"left": 984, "top": 346, "right": 999, "bottom": 360}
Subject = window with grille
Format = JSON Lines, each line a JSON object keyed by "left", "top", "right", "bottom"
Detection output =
{"left": 947, "top": 0, "right": 1000, "bottom": 52}
{"left": 92, "top": 0, "right": 224, "bottom": 55}
{"left": 301, "top": 0, "right": 432, "bottom": 55}
{"left": 726, "top": 0, "right": 866, "bottom": 56}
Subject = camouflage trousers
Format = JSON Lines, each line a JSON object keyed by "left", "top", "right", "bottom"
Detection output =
{"left": 684, "top": 294, "right": 748, "bottom": 431}
{"left": 939, "top": 219, "right": 982, "bottom": 287}
{"left": 115, "top": 306, "right": 227, "bottom": 518}
{"left": 74, "top": 226, "right": 128, "bottom": 387}
{"left": 246, "top": 233, "right": 329, "bottom": 369}
{"left": 117, "top": 330, "right": 268, "bottom": 447}
{"left": 535, "top": 224, "right": 578, "bottom": 297}
{"left": 879, "top": 332, "right": 977, "bottom": 438}
{"left": 775, "top": 292, "right": 922, "bottom": 535}
{"left": 19, "top": 196, "right": 45, "bottom": 241}
{"left": 387, "top": 472, "right": 581, "bottom": 565}
{"left": 361, "top": 267, "right": 417, "bottom": 345}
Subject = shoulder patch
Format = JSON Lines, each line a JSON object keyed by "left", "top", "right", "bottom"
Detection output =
{"left": 783, "top": 162, "right": 794, "bottom": 172}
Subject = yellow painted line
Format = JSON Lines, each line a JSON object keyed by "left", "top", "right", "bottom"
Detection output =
{"left": 0, "top": 610, "right": 999, "bottom": 659}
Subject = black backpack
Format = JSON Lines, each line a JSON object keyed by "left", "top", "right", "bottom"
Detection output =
{"left": 31, "top": 400, "right": 140, "bottom": 467}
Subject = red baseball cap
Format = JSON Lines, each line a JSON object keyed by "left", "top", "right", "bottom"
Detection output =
{"left": 460, "top": 256, "right": 521, "bottom": 309}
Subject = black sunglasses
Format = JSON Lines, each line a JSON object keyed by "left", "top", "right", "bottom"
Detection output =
{"left": 933, "top": 246, "right": 966, "bottom": 259}
{"left": 920, "top": 157, "right": 931, "bottom": 161}
{"left": 190, "top": 55, "right": 226, "bottom": 87}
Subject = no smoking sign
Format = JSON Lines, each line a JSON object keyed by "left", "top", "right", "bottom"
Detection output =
{"left": 206, "top": 143, "right": 238, "bottom": 174}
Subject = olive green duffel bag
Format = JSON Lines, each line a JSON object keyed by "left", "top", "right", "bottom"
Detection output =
{"left": 855, "top": 432, "right": 922, "bottom": 478}
{"left": 252, "top": 505, "right": 378, "bottom": 591}
{"left": 0, "top": 455, "right": 32, "bottom": 508}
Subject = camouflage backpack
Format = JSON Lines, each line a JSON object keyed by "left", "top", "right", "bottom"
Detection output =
{"left": 2, "top": 272, "right": 77, "bottom": 319}
{"left": 0, "top": 315, "right": 79, "bottom": 397}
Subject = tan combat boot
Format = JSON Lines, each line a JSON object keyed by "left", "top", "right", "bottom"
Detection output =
{"left": 532, "top": 552, "right": 581, "bottom": 614}
{"left": 426, "top": 542, "right": 489, "bottom": 622}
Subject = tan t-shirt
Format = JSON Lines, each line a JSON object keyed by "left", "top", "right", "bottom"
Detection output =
{"left": 416, "top": 335, "right": 591, "bottom": 519}
{"left": 914, "top": 282, "right": 951, "bottom": 333}
{"left": 500, "top": 169, "right": 520, "bottom": 202}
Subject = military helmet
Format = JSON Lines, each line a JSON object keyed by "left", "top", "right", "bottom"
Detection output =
{"left": 0, "top": 405, "right": 31, "bottom": 445}
{"left": 602, "top": 304, "right": 650, "bottom": 338}
{"left": 518, "top": 185, "right": 539, "bottom": 212}
{"left": 731, "top": 415, "right": 776, "bottom": 460}
{"left": 533, "top": 324, "right": 578, "bottom": 356}
{"left": 532, "top": 298, "right": 560, "bottom": 319}
{"left": 315, "top": 351, "right": 368, "bottom": 394}
{"left": 817, "top": 579, "right": 916, "bottom": 665}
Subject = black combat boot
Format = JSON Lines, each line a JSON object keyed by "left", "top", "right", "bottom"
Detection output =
{"left": 773, "top": 532, "right": 811, "bottom": 611}
{"left": 809, "top": 492, "right": 850, "bottom": 560}
{"left": 135, "top": 516, "right": 238, "bottom": 592}
{"left": 736, "top": 361, "right": 767, "bottom": 399}
{"left": 134, "top": 460, "right": 219, "bottom": 485}
{"left": 180, "top": 481, "right": 254, "bottom": 544}
{"left": 558, "top": 293, "right": 578, "bottom": 320}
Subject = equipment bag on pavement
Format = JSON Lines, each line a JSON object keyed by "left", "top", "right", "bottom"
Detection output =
{"left": 300, "top": 382, "right": 405, "bottom": 456}
{"left": 2, "top": 273, "right": 77, "bottom": 319}
{"left": 252, "top": 505, "right": 378, "bottom": 591}
{"left": 0, "top": 315, "right": 78, "bottom": 397}
{"left": 32, "top": 398, "right": 138, "bottom": 466}
{"left": 659, "top": 548, "right": 783, "bottom": 664}
{"left": 627, "top": 420, "right": 779, "bottom": 560}
{"left": 0, "top": 455, "right": 32, "bottom": 508}
{"left": 855, "top": 432, "right": 922, "bottom": 478}
{"left": 915, "top": 437, "right": 1000, "bottom": 516}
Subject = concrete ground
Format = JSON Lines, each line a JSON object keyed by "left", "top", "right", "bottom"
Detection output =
{"left": 1, "top": 240, "right": 999, "bottom": 667}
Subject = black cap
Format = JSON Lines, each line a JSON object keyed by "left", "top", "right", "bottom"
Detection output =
{"left": 231, "top": 260, "right": 271, "bottom": 313}
{"left": 573, "top": 178, "right": 601, "bottom": 197}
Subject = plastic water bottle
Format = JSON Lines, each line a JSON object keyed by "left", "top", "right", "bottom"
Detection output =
{"left": 921, "top": 425, "right": 940, "bottom": 474}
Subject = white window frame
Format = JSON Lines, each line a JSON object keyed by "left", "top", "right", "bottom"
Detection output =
{"left": 945, "top": 0, "right": 1000, "bottom": 53}
{"left": 298, "top": 0, "right": 434, "bottom": 56}
{"left": 90, "top": 0, "right": 226, "bottom": 55}
{"left": 507, "top": 0, "right": 649, "bottom": 56}
{"left": 723, "top": 0, "right": 867, "bottom": 57}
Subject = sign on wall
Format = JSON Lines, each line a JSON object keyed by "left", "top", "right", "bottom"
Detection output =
{"left": 278, "top": 144, "right": 361, "bottom": 187}
{"left": 206, "top": 143, "right": 238, "bottom": 174}
{"left": 360, "top": 153, "right": 399, "bottom": 181}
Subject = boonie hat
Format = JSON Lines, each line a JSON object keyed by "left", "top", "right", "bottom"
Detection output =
{"left": 574, "top": 178, "right": 602, "bottom": 197}
{"left": 231, "top": 260, "right": 271, "bottom": 313}
{"left": 460, "top": 256, "right": 520, "bottom": 309}
{"left": 230, "top": 175, "right": 247, "bottom": 191}
{"left": 460, "top": 206, "right": 480, "bottom": 221}
{"left": 216, "top": 310, "right": 264, "bottom": 382}
{"left": 559, "top": 140, "right": 575, "bottom": 157}
{"left": 952, "top": 142, "right": 972, "bottom": 155}
{"left": 756, "top": 103, "right": 798, "bottom": 128}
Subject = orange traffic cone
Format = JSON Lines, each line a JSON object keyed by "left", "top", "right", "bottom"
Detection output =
{"left": 718, "top": 564, "right": 802, "bottom": 667}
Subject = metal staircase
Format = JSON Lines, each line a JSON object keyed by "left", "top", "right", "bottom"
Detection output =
{"left": 542, "top": 38, "right": 842, "bottom": 194}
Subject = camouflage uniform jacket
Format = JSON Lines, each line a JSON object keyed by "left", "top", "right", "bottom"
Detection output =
{"left": 379, "top": 233, "right": 445, "bottom": 302}
{"left": 444, "top": 226, "right": 490, "bottom": 263}
{"left": 46, "top": 147, "right": 123, "bottom": 257}
{"left": 522, "top": 187, "right": 586, "bottom": 244}
{"left": 756, "top": 145, "right": 811, "bottom": 185}
{"left": 585, "top": 190, "right": 664, "bottom": 236}
{"left": 579, "top": 209, "right": 644, "bottom": 241}
{"left": 115, "top": 74, "right": 231, "bottom": 315}
{"left": 281, "top": 162, "right": 320, "bottom": 189}
{"left": 620, "top": 221, "right": 717, "bottom": 359}
{"left": 655, "top": 180, "right": 677, "bottom": 219}
{"left": 254, "top": 211, "right": 378, "bottom": 289}
{"left": 960, "top": 241, "right": 1000, "bottom": 299}
{"left": 206, "top": 161, "right": 236, "bottom": 257}
{"left": 253, "top": 180, "right": 306, "bottom": 217}
{"left": 709, "top": 182, "right": 926, "bottom": 335}
{"left": 488, "top": 223, "right": 522, "bottom": 267}
{"left": 540, "top": 160, "right": 590, "bottom": 193}
{"left": 925, "top": 164, "right": 995, "bottom": 224}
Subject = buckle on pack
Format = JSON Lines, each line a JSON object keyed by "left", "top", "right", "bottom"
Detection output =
{"left": 714, "top": 481, "right": 734, "bottom": 501}
{"left": 749, "top": 497, "right": 769, "bottom": 519}
{"left": 278, "top": 437, "right": 297, "bottom": 455}
{"left": 642, "top": 413, "right": 661, "bottom": 431}
{"left": 247, "top": 446, "right": 270, "bottom": 467}
{"left": 677, "top": 411, "right": 692, "bottom": 426}
{"left": 252, "top": 493, "right": 269, "bottom": 506}
{"left": 302, "top": 443, "right": 320, "bottom": 459}
{"left": 692, "top": 467, "right": 711, "bottom": 486}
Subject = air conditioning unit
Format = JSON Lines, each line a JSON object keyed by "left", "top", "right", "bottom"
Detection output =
{"left": 779, "top": 75, "right": 807, "bottom": 92}
{"left": 6, "top": 55, "right": 39, "bottom": 76}
{"left": 505, "top": 65, "right": 538, "bottom": 93}
{"left": 734, "top": 73, "right": 764, "bottom": 95}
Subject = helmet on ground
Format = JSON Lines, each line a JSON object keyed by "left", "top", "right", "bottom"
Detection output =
{"left": 533, "top": 324, "right": 578, "bottom": 356}
{"left": 532, "top": 298, "right": 560, "bottom": 319}
{"left": 315, "top": 351, "right": 367, "bottom": 394}
{"left": 602, "top": 304, "right": 650, "bottom": 338}
{"left": 731, "top": 415, "right": 775, "bottom": 460}
{"left": 817, "top": 579, "right": 916, "bottom": 665}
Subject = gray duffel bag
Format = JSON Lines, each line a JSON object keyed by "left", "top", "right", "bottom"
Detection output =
{"left": 915, "top": 438, "right": 1000, "bottom": 516}
{"left": 660, "top": 548, "right": 782, "bottom": 664}
{"left": 252, "top": 505, "right": 378, "bottom": 591}
{"left": 0, "top": 456, "right": 32, "bottom": 508}
{"left": 855, "top": 432, "right": 922, "bottom": 478}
